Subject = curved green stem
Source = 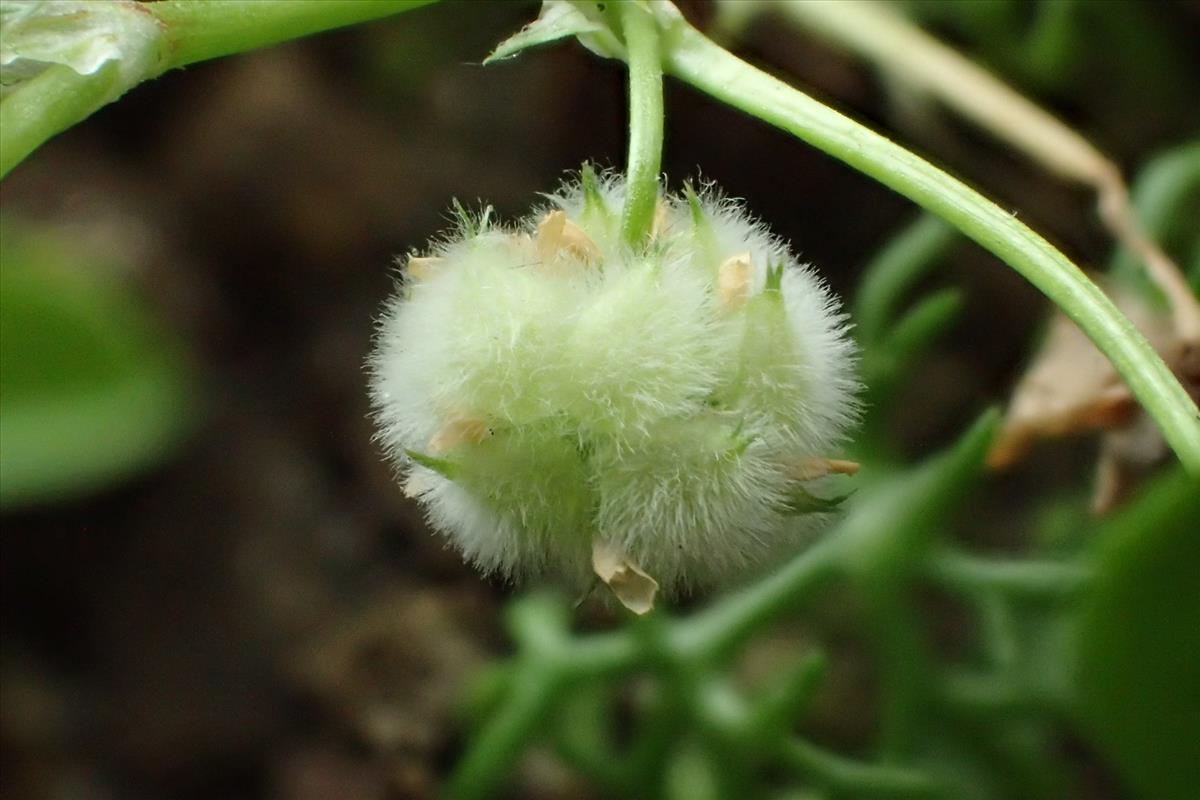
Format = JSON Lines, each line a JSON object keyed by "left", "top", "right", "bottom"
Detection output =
{"left": 772, "top": 0, "right": 1200, "bottom": 343}
{"left": 618, "top": 1, "right": 665, "bottom": 247}
{"left": 653, "top": 8, "right": 1200, "bottom": 473}
{"left": 780, "top": 738, "right": 942, "bottom": 797}
{"left": 928, "top": 551, "right": 1091, "bottom": 597}
{"left": 884, "top": 290, "right": 964, "bottom": 365}
{"left": 861, "top": 287, "right": 963, "bottom": 414}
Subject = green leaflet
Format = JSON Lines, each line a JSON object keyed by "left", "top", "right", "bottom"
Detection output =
{"left": 1076, "top": 470, "right": 1200, "bottom": 800}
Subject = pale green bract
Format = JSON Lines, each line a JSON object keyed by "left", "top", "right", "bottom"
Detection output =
{"left": 370, "top": 172, "right": 859, "bottom": 595}
{"left": 0, "top": 0, "right": 161, "bottom": 98}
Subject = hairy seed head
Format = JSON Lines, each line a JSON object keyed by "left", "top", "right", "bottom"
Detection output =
{"left": 369, "top": 172, "right": 859, "bottom": 596}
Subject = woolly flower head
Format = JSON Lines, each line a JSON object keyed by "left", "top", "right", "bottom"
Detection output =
{"left": 370, "top": 169, "right": 859, "bottom": 607}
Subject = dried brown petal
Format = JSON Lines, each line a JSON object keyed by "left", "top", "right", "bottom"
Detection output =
{"left": 717, "top": 252, "right": 753, "bottom": 311}
{"left": 990, "top": 283, "right": 1195, "bottom": 512}
{"left": 536, "top": 210, "right": 600, "bottom": 267}
{"left": 789, "top": 457, "right": 861, "bottom": 481}
{"left": 591, "top": 539, "right": 658, "bottom": 615}
{"left": 988, "top": 287, "right": 1175, "bottom": 471}
{"left": 406, "top": 256, "right": 445, "bottom": 282}
{"left": 650, "top": 198, "right": 671, "bottom": 240}
{"left": 428, "top": 416, "right": 491, "bottom": 455}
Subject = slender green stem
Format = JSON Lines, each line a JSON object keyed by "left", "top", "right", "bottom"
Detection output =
{"left": 854, "top": 214, "right": 958, "bottom": 345}
{"left": 885, "top": 290, "right": 964, "bottom": 362}
{"left": 771, "top": 0, "right": 1200, "bottom": 343}
{"left": 939, "top": 671, "right": 1050, "bottom": 715}
{"left": 779, "top": 738, "right": 941, "bottom": 797}
{"left": 862, "top": 287, "right": 963, "bottom": 404}
{"left": 670, "top": 533, "right": 844, "bottom": 660}
{"left": 771, "top": 0, "right": 1110, "bottom": 189}
{"left": 618, "top": 1, "right": 665, "bottom": 247}
{"left": 654, "top": 9, "right": 1200, "bottom": 473}
{"left": 563, "top": 632, "right": 643, "bottom": 678}
{"left": 928, "top": 551, "right": 1091, "bottom": 597}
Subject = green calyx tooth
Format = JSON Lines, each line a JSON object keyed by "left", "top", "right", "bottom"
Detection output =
{"left": 727, "top": 417, "right": 753, "bottom": 456}
{"left": 684, "top": 181, "right": 720, "bottom": 271}
{"left": 781, "top": 484, "right": 855, "bottom": 515}
{"left": 765, "top": 261, "right": 785, "bottom": 294}
{"left": 581, "top": 162, "right": 606, "bottom": 209}
{"left": 730, "top": 432, "right": 755, "bottom": 457}
{"left": 579, "top": 162, "right": 612, "bottom": 229}
{"left": 406, "top": 449, "right": 458, "bottom": 480}
{"left": 449, "top": 198, "right": 472, "bottom": 233}
{"left": 684, "top": 181, "right": 705, "bottom": 227}
{"left": 449, "top": 200, "right": 494, "bottom": 238}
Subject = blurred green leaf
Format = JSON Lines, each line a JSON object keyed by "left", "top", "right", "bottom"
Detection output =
{"left": 1075, "top": 470, "right": 1200, "bottom": 800}
{"left": 780, "top": 482, "right": 854, "bottom": 516}
{"left": 0, "top": 219, "right": 193, "bottom": 508}
{"left": 853, "top": 214, "right": 957, "bottom": 348}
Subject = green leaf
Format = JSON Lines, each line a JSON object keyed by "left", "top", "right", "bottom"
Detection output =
{"left": 853, "top": 214, "right": 957, "bottom": 346}
{"left": 840, "top": 408, "right": 999, "bottom": 579}
{"left": 862, "top": 287, "right": 963, "bottom": 395}
{"left": 1075, "top": 469, "right": 1200, "bottom": 800}
{"left": 0, "top": 220, "right": 193, "bottom": 508}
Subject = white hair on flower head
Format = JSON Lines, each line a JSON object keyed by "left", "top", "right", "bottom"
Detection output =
{"left": 369, "top": 169, "right": 859, "bottom": 596}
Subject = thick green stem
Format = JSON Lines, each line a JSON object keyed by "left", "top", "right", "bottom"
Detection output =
{"left": 618, "top": 1, "right": 665, "bottom": 247}
{"left": 654, "top": 9, "right": 1200, "bottom": 473}
{"left": 149, "top": 0, "right": 437, "bottom": 69}
{"left": 0, "top": 0, "right": 436, "bottom": 179}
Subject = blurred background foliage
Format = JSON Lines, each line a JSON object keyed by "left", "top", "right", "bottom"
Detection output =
{"left": 0, "top": 218, "right": 193, "bottom": 508}
{"left": 0, "top": 1, "right": 1197, "bottom": 798}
